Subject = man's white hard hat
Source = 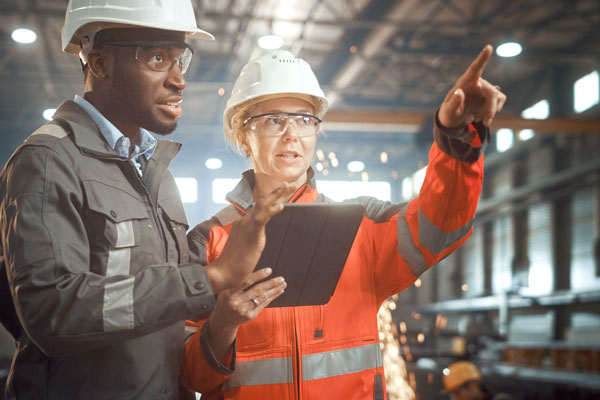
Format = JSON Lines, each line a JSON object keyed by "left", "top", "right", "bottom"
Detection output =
{"left": 62, "top": 0, "right": 214, "bottom": 62}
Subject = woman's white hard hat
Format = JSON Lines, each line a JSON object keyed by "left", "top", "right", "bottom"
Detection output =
{"left": 223, "top": 50, "right": 328, "bottom": 145}
{"left": 62, "top": 0, "right": 214, "bottom": 62}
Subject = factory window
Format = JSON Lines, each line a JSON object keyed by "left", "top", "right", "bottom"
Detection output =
{"left": 525, "top": 202, "right": 553, "bottom": 295}
{"left": 316, "top": 180, "right": 391, "bottom": 202}
{"left": 212, "top": 178, "right": 238, "bottom": 204}
{"left": 574, "top": 70, "right": 599, "bottom": 113}
{"left": 211, "top": 178, "right": 392, "bottom": 204}
{"left": 461, "top": 228, "right": 484, "bottom": 297}
{"left": 400, "top": 166, "right": 428, "bottom": 200}
{"left": 521, "top": 99, "right": 550, "bottom": 119}
{"left": 174, "top": 177, "right": 198, "bottom": 203}
{"left": 496, "top": 128, "right": 514, "bottom": 153}
{"left": 571, "top": 188, "right": 600, "bottom": 290}
{"left": 492, "top": 215, "right": 513, "bottom": 294}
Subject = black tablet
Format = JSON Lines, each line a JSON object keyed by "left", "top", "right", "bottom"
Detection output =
{"left": 253, "top": 203, "right": 364, "bottom": 307}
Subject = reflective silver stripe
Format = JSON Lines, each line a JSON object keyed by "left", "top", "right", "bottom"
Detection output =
{"left": 115, "top": 220, "right": 135, "bottom": 246}
{"left": 106, "top": 220, "right": 134, "bottom": 276}
{"left": 302, "top": 343, "right": 383, "bottom": 382}
{"left": 418, "top": 208, "right": 474, "bottom": 254}
{"left": 396, "top": 205, "right": 428, "bottom": 277}
{"left": 31, "top": 124, "right": 67, "bottom": 138}
{"left": 184, "top": 325, "right": 199, "bottom": 344}
{"left": 103, "top": 220, "right": 135, "bottom": 332}
{"left": 103, "top": 277, "right": 135, "bottom": 331}
{"left": 397, "top": 205, "right": 474, "bottom": 277}
{"left": 224, "top": 357, "right": 293, "bottom": 389}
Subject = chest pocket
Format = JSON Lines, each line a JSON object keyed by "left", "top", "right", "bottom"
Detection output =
{"left": 236, "top": 308, "right": 277, "bottom": 351}
{"left": 158, "top": 176, "right": 190, "bottom": 264}
{"left": 83, "top": 180, "right": 148, "bottom": 276}
{"left": 159, "top": 195, "right": 190, "bottom": 264}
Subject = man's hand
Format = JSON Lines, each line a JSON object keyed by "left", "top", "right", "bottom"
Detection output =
{"left": 439, "top": 44, "right": 507, "bottom": 128}
{"left": 205, "top": 184, "right": 289, "bottom": 293}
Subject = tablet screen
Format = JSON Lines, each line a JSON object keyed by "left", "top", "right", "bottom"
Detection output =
{"left": 254, "top": 203, "right": 364, "bottom": 307}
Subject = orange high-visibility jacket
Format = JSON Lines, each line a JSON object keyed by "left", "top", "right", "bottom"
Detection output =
{"left": 183, "top": 118, "right": 488, "bottom": 399}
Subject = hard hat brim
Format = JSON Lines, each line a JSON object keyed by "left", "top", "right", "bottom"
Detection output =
{"left": 63, "top": 20, "right": 214, "bottom": 54}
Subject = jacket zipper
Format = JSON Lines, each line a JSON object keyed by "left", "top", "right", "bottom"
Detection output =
{"left": 294, "top": 307, "right": 301, "bottom": 399}
{"left": 133, "top": 159, "right": 168, "bottom": 263}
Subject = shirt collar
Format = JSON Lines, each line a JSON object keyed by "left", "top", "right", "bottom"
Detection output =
{"left": 74, "top": 95, "right": 156, "bottom": 160}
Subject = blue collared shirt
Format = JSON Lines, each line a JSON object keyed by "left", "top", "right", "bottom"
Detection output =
{"left": 74, "top": 95, "right": 157, "bottom": 177}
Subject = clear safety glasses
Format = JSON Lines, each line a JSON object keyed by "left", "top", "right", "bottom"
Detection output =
{"left": 242, "top": 112, "right": 322, "bottom": 138}
{"left": 98, "top": 40, "right": 194, "bottom": 74}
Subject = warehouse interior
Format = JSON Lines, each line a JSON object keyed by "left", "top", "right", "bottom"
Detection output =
{"left": 1, "top": 0, "right": 599, "bottom": 398}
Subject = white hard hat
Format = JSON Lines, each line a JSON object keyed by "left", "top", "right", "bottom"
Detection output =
{"left": 62, "top": 0, "right": 214, "bottom": 62}
{"left": 223, "top": 50, "right": 328, "bottom": 145}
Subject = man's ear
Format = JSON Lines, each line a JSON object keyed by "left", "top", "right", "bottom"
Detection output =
{"left": 86, "top": 49, "right": 112, "bottom": 80}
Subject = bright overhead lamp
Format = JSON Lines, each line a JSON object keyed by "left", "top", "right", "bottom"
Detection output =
{"left": 347, "top": 161, "right": 364, "bottom": 172}
{"left": 11, "top": 28, "right": 37, "bottom": 44}
{"left": 205, "top": 158, "right": 223, "bottom": 170}
{"left": 258, "top": 34, "right": 283, "bottom": 50}
{"left": 42, "top": 108, "right": 56, "bottom": 121}
{"left": 496, "top": 42, "right": 522, "bottom": 58}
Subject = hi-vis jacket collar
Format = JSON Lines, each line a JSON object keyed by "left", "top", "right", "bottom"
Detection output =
{"left": 225, "top": 167, "right": 317, "bottom": 212}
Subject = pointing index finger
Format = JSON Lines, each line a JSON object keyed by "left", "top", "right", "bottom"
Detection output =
{"left": 461, "top": 44, "right": 493, "bottom": 87}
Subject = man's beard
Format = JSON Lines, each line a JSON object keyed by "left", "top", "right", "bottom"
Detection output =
{"left": 110, "top": 68, "right": 178, "bottom": 135}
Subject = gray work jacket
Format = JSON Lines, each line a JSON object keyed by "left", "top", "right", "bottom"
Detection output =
{"left": 0, "top": 100, "right": 215, "bottom": 399}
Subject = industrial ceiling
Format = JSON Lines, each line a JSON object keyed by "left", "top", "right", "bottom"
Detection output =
{"left": 1, "top": 0, "right": 599, "bottom": 211}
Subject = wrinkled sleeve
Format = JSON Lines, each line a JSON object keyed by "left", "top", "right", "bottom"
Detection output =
{"left": 183, "top": 319, "right": 236, "bottom": 394}
{"left": 184, "top": 224, "right": 235, "bottom": 394}
{"left": 0, "top": 143, "right": 215, "bottom": 357}
{"left": 371, "top": 113, "right": 487, "bottom": 303}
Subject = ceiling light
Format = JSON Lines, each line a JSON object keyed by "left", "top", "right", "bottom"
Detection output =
{"left": 11, "top": 28, "right": 37, "bottom": 44}
{"left": 380, "top": 151, "right": 388, "bottom": 164}
{"left": 42, "top": 108, "right": 56, "bottom": 121}
{"left": 205, "top": 158, "right": 223, "bottom": 170}
{"left": 347, "top": 161, "right": 364, "bottom": 172}
{"left": 496, "top": 42, "right": 522, "bottom": 57}
{"left": 258, "top": 34, "right": 283, "bottom": 50}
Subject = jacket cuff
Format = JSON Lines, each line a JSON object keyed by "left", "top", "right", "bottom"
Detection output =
{"left": 433, "top": 109, "right": 489, "bottom": 163}
{"left": 200, "top": 321, "right": 236, "bottom": 375}
{"left": 179, "top": 264, "right": 216, "bottom": 320}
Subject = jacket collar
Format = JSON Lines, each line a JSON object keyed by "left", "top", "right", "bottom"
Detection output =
{"left": 226, "top": 167, "right": 318, "bottom": 213}
{"left": 52, "top": 100, "right": 180, "bottom": 164}
{"left": 52, "top": 100, "right": 118, "bottom": 158}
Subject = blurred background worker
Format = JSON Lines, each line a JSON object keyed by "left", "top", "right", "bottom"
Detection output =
{"left": 443, "top": 361, "right": 516, "bottom": 400}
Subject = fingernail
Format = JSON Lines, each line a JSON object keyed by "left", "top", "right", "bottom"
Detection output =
{"left": 264, "top": 268, "right": 272, "bottom": 275}
{"left": 454, "top": 89, "right": 460, "bottom": 96}
{"left": 277, "top": 277, "right": 284, "bottom": 283}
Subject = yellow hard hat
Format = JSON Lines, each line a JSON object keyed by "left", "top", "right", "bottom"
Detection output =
{"left": 442, "top": 361, "right": 483, "bottom": 393}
